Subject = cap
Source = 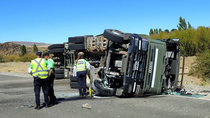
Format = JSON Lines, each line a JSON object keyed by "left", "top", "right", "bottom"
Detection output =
{"left": 78, "top": 52, "right": 84, "bottom": 56}
{"left": 43, "top": 52, "right": 49, "bottom": 57}
{"left": 36, "top": 51, "right": 42, "bottom": 56}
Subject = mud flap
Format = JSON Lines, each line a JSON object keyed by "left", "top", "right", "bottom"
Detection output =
{"left": 135, "top": 85, "right": 143, "bottom": 96}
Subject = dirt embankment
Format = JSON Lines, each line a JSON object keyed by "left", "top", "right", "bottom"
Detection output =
{"left": 179, "top": 56, "right": 202, "bottom": 85}
{"left": 0, "top": 62, "right": 30, "bottom": 73}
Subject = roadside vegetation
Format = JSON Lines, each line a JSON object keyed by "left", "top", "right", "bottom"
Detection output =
{"left": 0, "top": 55, "right": 4, "bottom": 62}
{"left": 149, "top": 16, "right": 210, "bottom": 82}
{"left": 4, "top": 53, "right": 36, "bottom": 62}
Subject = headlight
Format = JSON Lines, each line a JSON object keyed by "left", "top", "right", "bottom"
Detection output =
{"left": 172, "top": 38, "right": 180, "bottom": 42}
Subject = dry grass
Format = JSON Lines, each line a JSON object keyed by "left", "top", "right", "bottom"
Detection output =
{"left": 179, "top": 56, "right": 202, "bottom": 85}
{"left": 0, "top": 62, "right": 30, "bottom": 73}
{"left": 180, "top": 56, "right": 196, "bottom": 73}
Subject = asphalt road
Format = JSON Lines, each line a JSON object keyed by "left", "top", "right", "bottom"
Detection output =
{"left": 0, "top": 74, "right": 210, "bottom": 118}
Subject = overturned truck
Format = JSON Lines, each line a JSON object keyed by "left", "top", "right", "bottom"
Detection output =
{"left": 48, "top": 29, "right": 184, "bottom": 96}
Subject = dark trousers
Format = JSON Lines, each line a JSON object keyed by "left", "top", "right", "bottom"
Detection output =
{"left": 48, "top": 74, "right": 56, "bottom": 103}
{"left": 77, "top": 71, "right": 87, "bottom": 95}
{"left": 34, "top": 77, "right": 49, "bottom": 105}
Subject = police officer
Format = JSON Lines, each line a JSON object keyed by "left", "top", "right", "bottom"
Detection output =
{"left": 29, "top": 51, "right": 49, "bottom": 110}
{"left": 43, "top": 52, "right": 56, "bottom": 104}
{"left": 73, "top": 52, "right": 91, "bottom": 96}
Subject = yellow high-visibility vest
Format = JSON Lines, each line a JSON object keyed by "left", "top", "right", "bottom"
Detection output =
{"left": 31, "top": 58, "right": 49, "bottom": 79}
{"left": 75, "top": 59, "right": 86, "bottom": 72}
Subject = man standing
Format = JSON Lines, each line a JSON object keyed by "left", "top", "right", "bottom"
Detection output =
{"left": 73, "top": 52, "right": 91, "bottom": 96}
{"left": 29, "top": 51, "right": 49, "bottom": 110}
{"left": 43, "top": 52, "right": 56, "bottom": 104}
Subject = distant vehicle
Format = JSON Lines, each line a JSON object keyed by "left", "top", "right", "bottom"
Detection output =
{"left": 48, "top": 29, "right": 185, "bottom": 96}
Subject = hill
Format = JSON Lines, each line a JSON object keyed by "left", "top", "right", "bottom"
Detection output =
{"left": 0, "top": 42, "right": 22, "bottom": 56}
{"left": 0, "top": 42, "right": 48, "bottom": 57}
{"left": 10, "top": 41, "right": 51, "bottom": 46}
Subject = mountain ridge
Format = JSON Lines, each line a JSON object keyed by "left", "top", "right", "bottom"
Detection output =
{"left": 6, "top": 41, "right": 51, "bottom": 46}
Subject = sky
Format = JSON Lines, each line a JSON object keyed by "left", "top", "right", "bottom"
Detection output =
{"left": 0, "top": 0, "right": 210, "bottom": 44}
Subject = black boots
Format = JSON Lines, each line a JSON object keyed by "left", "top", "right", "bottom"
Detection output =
{"left": 35, "top": 103, "right": 50, "bottom": 110}
{"left": 35, "top": 104, "right": 40, "bottom": 110}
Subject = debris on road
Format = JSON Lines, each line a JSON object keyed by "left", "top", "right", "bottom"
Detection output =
{"left": 82, "top": 103, "right": 91, "bottom": 109}
{"left": 21, "top": 105, "right": 34, "bottom": 108}
{"left": 162, "top": 89, "right": 207, "bottom": 98}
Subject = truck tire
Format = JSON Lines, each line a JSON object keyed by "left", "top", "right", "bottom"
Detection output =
{"left": 70, "top": 82, "right": 78, "bottom": 88}
{"left": 70, "top": 75, "right": 77, "bottom": 82}
{"left": 49, "top": 48, "right": 64, "bottom": 54}
{"left": 55, "top": 74, "right": 64, "bottom": 79}
{"left": 54, "top": 69, "right": 64, "bottom": 74}
{"left": 68, "top": 35, "right": 93, "bottom": 43}
{"left": 103, "top": 29, "right": 124, "bottom": 43}
{"left": 48, "top": 44, "right": 64, "bottom": 49}
{"left": 68, "top": 44, "right": 85, "bottom": 50}
{"left": 92, "top": 80, "right": 116, "bottom": 96}
{"left": 68, "top": 36, "right": 84, "bottom": 43}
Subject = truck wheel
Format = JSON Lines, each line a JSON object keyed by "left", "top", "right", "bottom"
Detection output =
{"left": 49, "top": 48, "right": 64, "bottom": 54}
{"left": 55, "top": 74, "right": 64, "bottom": 79}
{"left": 48, "top": 44, "right": 64, "bottom": 49}
{"left": 92, "top": 80, "right": 116, "bottom": 96}
{"left": 68, "top": 44, "right": 85, "bottom": 50}
{"left": 68, "top": 36, "right": 84, "bottom": 43}
{"left": 70, "top": 82, "right": 78, "bottom": 88}
{"left": 54, "top": 69, "right": 64, "bottom": 74}
{"left": 70, "top": 75, "right": 77, "bottom": 82}
{"left": 103, "top": 29, "right": 124, "bottom": 43}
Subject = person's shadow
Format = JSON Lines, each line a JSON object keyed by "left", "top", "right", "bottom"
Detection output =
{"left": 56, "top": 94, "right": 93, "bottom": 103}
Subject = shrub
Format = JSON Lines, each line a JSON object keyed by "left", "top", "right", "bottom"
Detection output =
{"left": 33, "top": 44, "right": 38, "bottom": 53}
{"left": 21, "top": 45, "right": 27, "bottom": 56}
{"left": 4, "top": 55, "right": 20, "bottom": 62}
{"left": 4, "top": 53, "right": 36, "bottom": 62}
{"left": 0, "top": 55, "right": 5, "bottom": 62}
{"left": 18, "top": 53, "right": 36, "bottom": 62}
{"left": 42, "top": 49, "right": 49, "bottom": 54}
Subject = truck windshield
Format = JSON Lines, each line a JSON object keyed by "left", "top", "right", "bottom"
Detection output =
{"left": 142, "top": 38, "right": 148, "bottom": 51}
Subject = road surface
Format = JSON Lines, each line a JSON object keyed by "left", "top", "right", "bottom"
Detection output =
{"left": 0, "top": 73, "right": 210, "bottom": 118}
